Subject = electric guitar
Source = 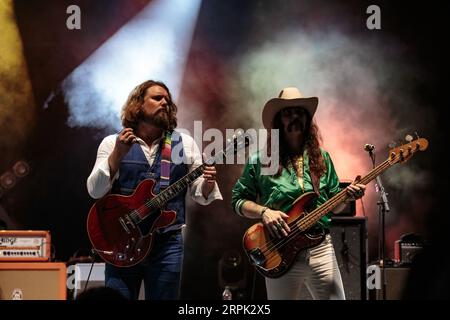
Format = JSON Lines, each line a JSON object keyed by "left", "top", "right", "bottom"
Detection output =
{"left": 243, "top": 137, "right": 428, "bottom": 278}
{"left": 87, "top": 131, "right": 252, "bottom": 267}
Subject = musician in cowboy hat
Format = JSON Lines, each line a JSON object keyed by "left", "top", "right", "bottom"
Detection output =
{"left": 232, "top": 86, "right": 365, "bottom": 300}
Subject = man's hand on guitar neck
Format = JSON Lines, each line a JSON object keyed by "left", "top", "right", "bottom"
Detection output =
{"left": 333, "top": 176, "right": 366, "bottom": 214}
{"left": 201, "top": 153, "right": 218, "bottom": 199}
{"left": 346, "top": 175, "right": 366, "bottom": 201}
{"left": 201, "top": 164, "right": 218, "bottom": 199}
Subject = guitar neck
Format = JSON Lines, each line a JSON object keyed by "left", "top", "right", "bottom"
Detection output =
{"left": 148, "top": 163, "right": 207, "bottom": 209}
{"left": 141, "top": 132, "right": 251, "bottom": 212}
{"left": 300, "top": 159, "right": 392, "bottom": 230}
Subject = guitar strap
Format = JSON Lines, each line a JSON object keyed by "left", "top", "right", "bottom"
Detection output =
{"left": 303, "top": 150, "right": 320, "bottom": 196}
{"left": 159, "top": 130, "right": 172, "bottom": 190}
{"left": 310, "top": 169, "right": 321, "bottom": 197}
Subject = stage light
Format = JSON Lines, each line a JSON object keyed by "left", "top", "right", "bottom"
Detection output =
{"left": 218, "top": 250, "right": 247, "bottom": 290}
{"left": 0, "top": 160, "right": 31, "bottom": 196}
{"left": 61, "top": 0, "right": 202, "bottom": 130}
{"left": 0, "top": 172, "right": 16, "bottom": 190}
{"left": 0, "top": 0, "right": 36, "bottom": 159}
{"left": 12, "top": 160, "right": 30, "bottom": 178}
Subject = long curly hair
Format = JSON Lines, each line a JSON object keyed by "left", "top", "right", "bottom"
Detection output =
{"left": 271, "top": 111, "right": 326, "bottom": 178}
{"left": 121, "top": 80, "right": 178, "bottom": 130}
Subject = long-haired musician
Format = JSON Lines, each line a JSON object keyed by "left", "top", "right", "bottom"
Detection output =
{"left": 231, "top": 87, "right": 365, "bottom": 299}
{"left": 87, "top": 80, "right": 222, "bottom": 300}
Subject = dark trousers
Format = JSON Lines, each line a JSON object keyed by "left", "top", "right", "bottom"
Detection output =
{"left": 105, "top": 231, "right": 183, "bottom": 300}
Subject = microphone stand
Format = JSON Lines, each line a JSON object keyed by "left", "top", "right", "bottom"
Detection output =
{"left": 368, "top": 148, "right": 390, "bottom": 300}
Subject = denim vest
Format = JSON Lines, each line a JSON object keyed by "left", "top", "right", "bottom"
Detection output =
{"left": 111, "top": 131, "right": 188, "bottom": 233}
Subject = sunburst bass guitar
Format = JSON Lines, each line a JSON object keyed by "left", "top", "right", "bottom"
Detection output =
{"left": 243, "top": 137, "right": 428, "bottom": 278}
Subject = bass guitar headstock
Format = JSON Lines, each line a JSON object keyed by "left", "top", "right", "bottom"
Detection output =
{"left": 388, "top": 134, "right": 428, "bottom": 165}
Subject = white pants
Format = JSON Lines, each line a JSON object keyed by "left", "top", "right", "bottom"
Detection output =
{"left": 265, "top": 234, "right": 345, "bottom": 300}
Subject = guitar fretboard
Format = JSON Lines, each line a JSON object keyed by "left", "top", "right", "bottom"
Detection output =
{"left": 298, "top": 159, "right": 392, "bottom": 231}
{"left": 129, "top": 133, "right": 251, "bottom": 222}
{"left": 148, "top": 164, "right": 207, "bottom": 209}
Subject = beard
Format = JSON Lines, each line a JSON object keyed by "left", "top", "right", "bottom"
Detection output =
{"left": 143, "top": 109, "right": 170, "bottom": 130}
{"left": 283, "top": 118, "right": 308, "bottom": 155}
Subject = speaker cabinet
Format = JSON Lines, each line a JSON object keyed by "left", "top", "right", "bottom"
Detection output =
{"left": 300, "top": 216, "right": 368, "bottom": 300}
{"left": 338, "top": 182, "right": 356, "bottom": 216}
{"left": 373, "top": 266, "right": 410, "bottom": 300}
{"left": 0, "top": 263, "right": 67, "bottom": 300}
{"left": 68, "top": 263, "right": 145, "bottom": 300}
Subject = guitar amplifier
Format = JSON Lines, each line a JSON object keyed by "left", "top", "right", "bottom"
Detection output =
{"left": 373, "top": 266, "right": 411, "bottom": 300}
{"left": 331, "top": 217, "right": 368, "bottom": 300}
{"left": 0, "top": 262, "right": 66, "bottom": 300}
{"left": 0, "top": 230, "right": 51, "bottom": 261}
{"left": 394, "top": 233, "right": 423, "bottom": 265}
{"left": 299, "top": 217, "right": 368, "bottom": 300}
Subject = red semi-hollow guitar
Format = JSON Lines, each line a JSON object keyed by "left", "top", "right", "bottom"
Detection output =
{"left": 243, "top": 137, "right": 428, "bottom": 278}
{"left": 87, "top": 131, "right": 252, "bottom": 267}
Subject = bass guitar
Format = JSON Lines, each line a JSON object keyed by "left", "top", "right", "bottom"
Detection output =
{"left": 243, "top": 137, "right": 428, "bottom": 278}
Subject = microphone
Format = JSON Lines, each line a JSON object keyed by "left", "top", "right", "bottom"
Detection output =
{"left": 365, "top": 143, "right": 376, "bottom": 168}
{"left": 364, "top": 144, "right": 375, "bottom": 152}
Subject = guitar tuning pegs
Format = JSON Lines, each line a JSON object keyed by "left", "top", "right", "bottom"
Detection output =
{"left": 405, "top": 134, "right": 413, "bottom": 142}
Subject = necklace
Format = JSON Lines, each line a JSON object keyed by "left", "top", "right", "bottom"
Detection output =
{"left": 293, "top": 156, "right": 304, "bottom": 192}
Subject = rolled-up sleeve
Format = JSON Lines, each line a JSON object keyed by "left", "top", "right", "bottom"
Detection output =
{"left": 231, "top": 155, "right": 259, "bottom": 216}
{"left": 86, "top": 135, "right": 118, "bottom": 199}
{"left": 181, "top": 132, "right": 223, "bottom": 205}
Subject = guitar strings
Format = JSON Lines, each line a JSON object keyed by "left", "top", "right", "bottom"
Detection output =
{"left": 127, "top": 148, "right": 229, "bottom": 222}
{"left": 260, "top": 159, "right": 390, "bottom": 261}
{"left": 257, "top": 188, "right": 348, "bottom": 265}
{"left": 127, "top": 137, "right": 249, "bottom": 222}
{"left": 256, "top": 160, "right": 391, "bottom": 267}
{"left": 259, "top": 160, "right": 391, "bottom": 267}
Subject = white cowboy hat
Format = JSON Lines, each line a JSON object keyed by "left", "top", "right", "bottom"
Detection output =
{"left": 262, "top": 87, "right": 318, "bottom": 129}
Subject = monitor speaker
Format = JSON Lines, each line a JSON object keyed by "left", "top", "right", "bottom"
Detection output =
{"left": 300, "top": 216, "right": 368, "bottom": 300}
{"left": 0, "top": 262, "right": 67, "bottom": 300}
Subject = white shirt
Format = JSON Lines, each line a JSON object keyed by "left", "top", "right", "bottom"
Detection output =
{"left": 86, "top": 131, "right": 223, "bottom": 205}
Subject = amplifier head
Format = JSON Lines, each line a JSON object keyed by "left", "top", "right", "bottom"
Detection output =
{"left": 0, "top": 230, "right": 51, "bottom": 262}
{"left": 394, "top": 233, "right": 423, "bottom": 265}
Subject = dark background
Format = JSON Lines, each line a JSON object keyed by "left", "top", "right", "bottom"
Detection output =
{"left": 1, "top": 0, "right": 448, "bottom": 299}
